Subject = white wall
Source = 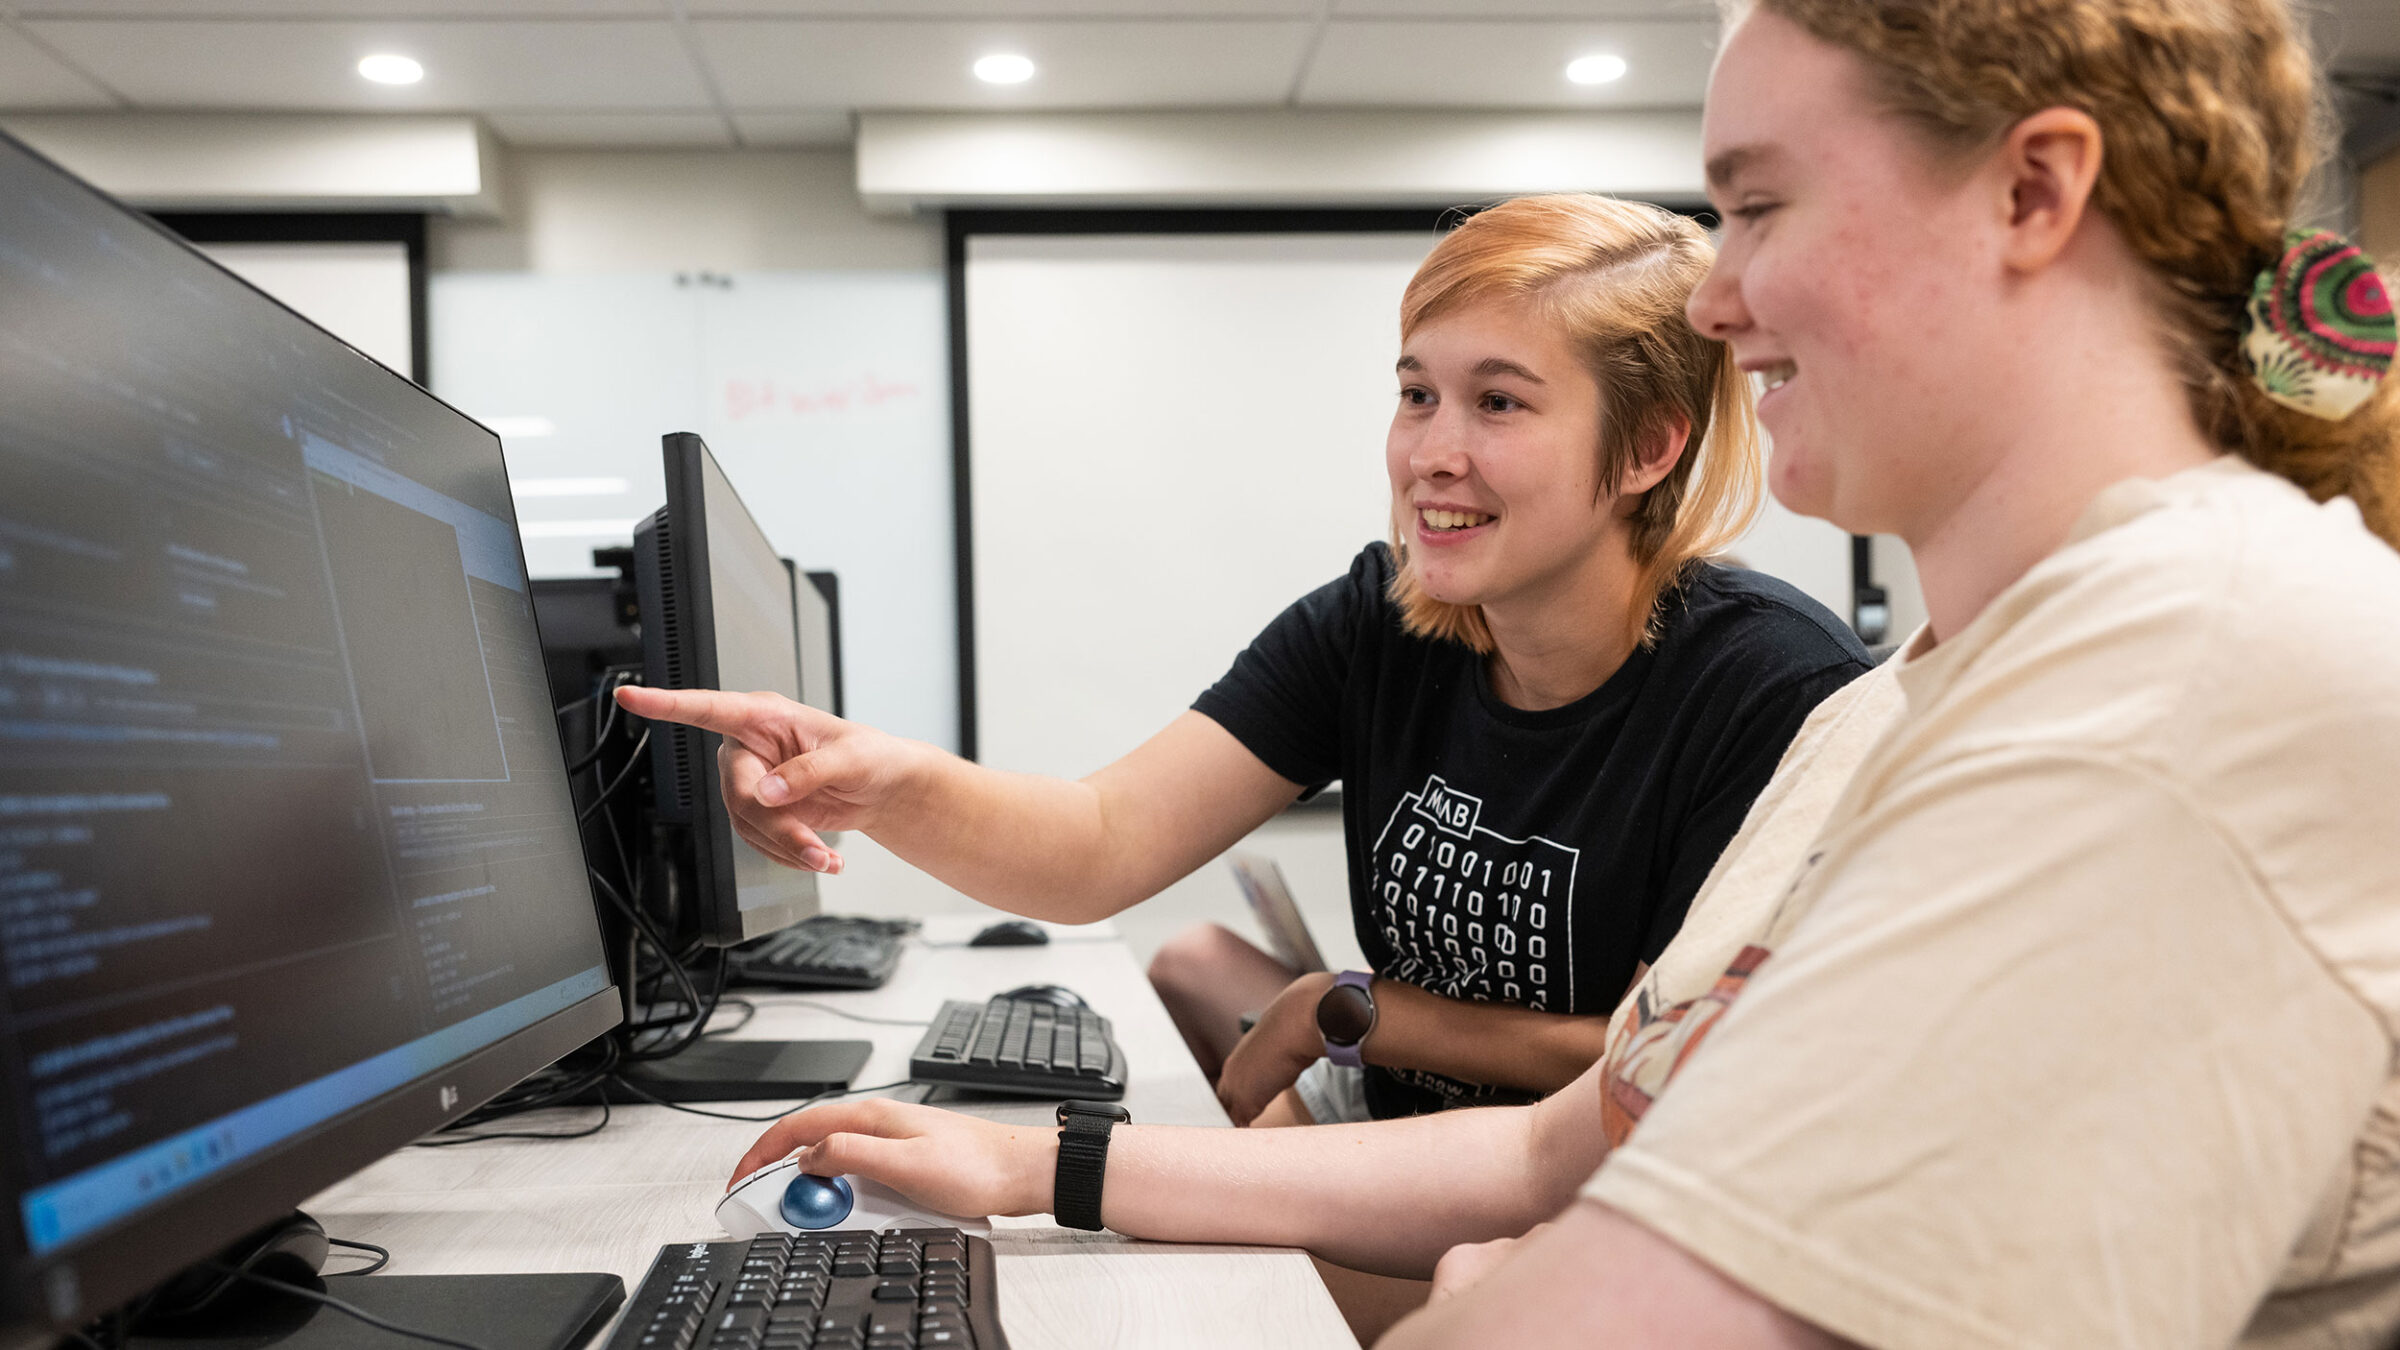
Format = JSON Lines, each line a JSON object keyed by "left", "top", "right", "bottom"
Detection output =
{"left": 432, "top": 148, "right": 938, "bottom": 274}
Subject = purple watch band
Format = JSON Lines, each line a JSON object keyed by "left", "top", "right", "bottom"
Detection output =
{"left": 1319, "top": 970, "right": 1377, "bottom": 1068}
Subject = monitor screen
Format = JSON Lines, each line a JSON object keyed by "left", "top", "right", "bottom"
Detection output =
{"left": 0, "top": 135, "right": 616, "bottom": 1326}
{"left": 635, "top": 434, "right": 817, "bottom": 945}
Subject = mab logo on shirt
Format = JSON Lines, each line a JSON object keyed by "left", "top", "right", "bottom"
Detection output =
{"left": 1370, "top": 773, "right": 1581, "bottom": 1010}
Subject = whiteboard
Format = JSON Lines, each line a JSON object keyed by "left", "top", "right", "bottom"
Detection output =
{"left": 965, "top": 230, "right": 1862, "bottom": 781}
{"left": 429, "top": 270, "right": 957, "bottom": 751}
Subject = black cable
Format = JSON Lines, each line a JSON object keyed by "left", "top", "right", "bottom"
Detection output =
{"left": 198, "top": 1264, "right": 490, "bottom": 1350}
{"left": 701, "top": 997, "right": 757, "bottom": 1037}
{"left": 601, "top": 1076, "right": 921, "bottom": 1123}
{"left": 575, "top": 726, "right": 651, "bottom": 826}
{"left": 772, "top": 999, "right": 933, "bottom": 1028}
{"left": 583, "top": 869, "right": 705, "bottom": 1061}
{"left": 417, "top": 1100, "right": 611, "bottom": 1147}
{"left": 624, "top": 947, "right": 728, "bottom": 1063}
{"left": 324, "top": 1238, "right": 391, "bottom": 1276}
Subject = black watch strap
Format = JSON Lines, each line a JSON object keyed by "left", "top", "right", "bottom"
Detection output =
{"left": 1054, "top": 1099, "right": 1130, "bottom": 1231}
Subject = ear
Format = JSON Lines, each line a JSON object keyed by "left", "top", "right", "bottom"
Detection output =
{"left": 1995, "top": 107, "right": 2104, "bottom": 274}
{"left": 1618, "top": 412, "right": 1692, "bottom": 500}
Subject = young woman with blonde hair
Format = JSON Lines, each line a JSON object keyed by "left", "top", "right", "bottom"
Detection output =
{"left": 689, "top": 0, "right": 2400, "bottom": 1345}
{"left": 624, "top": 193, "right": 1871, "bottom": 1137}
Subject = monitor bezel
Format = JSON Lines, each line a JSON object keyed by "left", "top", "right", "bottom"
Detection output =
{"left": 0, "top": 128, "right": 623, "bottom": 1335}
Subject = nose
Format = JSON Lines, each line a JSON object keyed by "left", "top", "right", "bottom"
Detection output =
{"left": 1685, "top": 249, "right": 1750, "bottom": 342}
{"left": 1406, "top": 404, "right": 1471, "bottom": 483}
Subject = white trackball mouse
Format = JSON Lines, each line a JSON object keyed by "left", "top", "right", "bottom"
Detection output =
{"left": 715, "top": 1157, "right": 992, "bottom": 1237}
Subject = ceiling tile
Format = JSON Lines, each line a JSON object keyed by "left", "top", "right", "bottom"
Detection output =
{"left": 485, "top": 111, "right": 735, "bottom": 148}
{"left": 22, "top": 18, "right": 712, "bottom": 110}
{"left": 1302, "top": 18, "right": 1718, "bottom": 108}
{"left": 693, "top": 18, "right": 1314, "bottom": 109}
{"left": 732, "top": 110, "right": 853, "bottom": 145}
{"left": 0, "top": 22, "right": 117, "bottom": 107}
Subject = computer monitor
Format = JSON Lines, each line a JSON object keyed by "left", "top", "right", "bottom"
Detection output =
{"left": 633, "top": 433, "right": 818, "bottom": 948}
{"left": 0, "top": 133, "right": 622, "bottom": 1340}
{"left": 795, "top": 568, "right": 844, "bottom": 720}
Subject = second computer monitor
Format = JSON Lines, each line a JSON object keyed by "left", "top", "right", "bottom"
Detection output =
{"left": 634, "top": 433, "right": 817, "bottom": 947}
{"left": 792, "top": 565, "right": 842, "bottom": 720}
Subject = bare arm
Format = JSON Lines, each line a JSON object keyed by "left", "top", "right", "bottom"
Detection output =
{"left": 735, "top": 1058, "right": 1614, "bottom": 1278}
{"left": 1385, "top": 1200, "right": 1851, "bottom": 1349}
{"left": 615, "top": 688, "right": 1300, "bottom": 923}
{"left": 1216, "top": 972, "right": 1621, "bottom": 1124}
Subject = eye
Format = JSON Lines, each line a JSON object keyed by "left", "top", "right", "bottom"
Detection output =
{"left": 1478, "top": 391, "right": 1522, "bottom": 414}
{"left": 1729, "top": 200, "right": 1779, "bottom": 223}
{"left": 1399, "top": 384, "right": 1434, "bottom": 407}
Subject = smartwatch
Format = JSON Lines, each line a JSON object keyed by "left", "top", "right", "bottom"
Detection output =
{"left": 1053, "top": 1099, "right": 1130, "bottom": 1231}
{"left": 1315, "top": 970, "right": 1378, "bottom": 1068}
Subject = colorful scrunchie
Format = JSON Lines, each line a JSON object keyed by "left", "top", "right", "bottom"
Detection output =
{"left": 2239, "top": 229, "right": 2396, "bottom": 422}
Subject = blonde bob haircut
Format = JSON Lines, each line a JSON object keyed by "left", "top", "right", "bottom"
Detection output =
{"left": 1388, "top": 194, "right": 1764, "bottom": 653}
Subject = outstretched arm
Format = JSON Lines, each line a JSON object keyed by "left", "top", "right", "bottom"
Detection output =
{"left": 732, "top": 1059, "right": 1615, "bottom": 1278}
{"left": 616, "top": 688, "right": 1299, "bottom": 923}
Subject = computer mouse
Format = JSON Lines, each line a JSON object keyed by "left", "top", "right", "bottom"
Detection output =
{"left": 1000, "top": 983, "right": 1087, "bottom": 1010}
{"left": 717, "top": 1156, "right": 990, "bottom": 1237}
{"left": 969, "top": 919, "right": 1049, "bottom": 947}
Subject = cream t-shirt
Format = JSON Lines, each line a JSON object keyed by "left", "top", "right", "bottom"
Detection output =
{"left": 1582, "top": 458, "right": 2400, "bottom": 1350}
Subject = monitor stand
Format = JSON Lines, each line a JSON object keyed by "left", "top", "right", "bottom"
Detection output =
{"left": 603, "top": 1037, "right": 873, "bottom": 1103}
{"left": 122, "top": 1212, "right": 623, "bottom": 1349}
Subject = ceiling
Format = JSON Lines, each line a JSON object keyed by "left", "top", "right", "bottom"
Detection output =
{"left": 0, "top": 0, "right": 2394, "bottom": 152}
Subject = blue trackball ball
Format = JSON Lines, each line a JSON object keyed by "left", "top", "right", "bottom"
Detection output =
{"left": 780, "top": 1172, "right": 854, "bottom": 1230}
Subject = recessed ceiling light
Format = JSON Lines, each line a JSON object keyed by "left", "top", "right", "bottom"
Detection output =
{"left": 357, "top": 53, "right": 424, "bottom": 86}
{"left": 973, "top": 53, "right": 1036, "bottom": 85}
{"left": 1565, "top": 53, "right": 1629, "bottom": 86}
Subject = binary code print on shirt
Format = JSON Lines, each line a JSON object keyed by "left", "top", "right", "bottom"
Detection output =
{"left": 1370, "top": 773, "right": 1581, "bottom": 1011}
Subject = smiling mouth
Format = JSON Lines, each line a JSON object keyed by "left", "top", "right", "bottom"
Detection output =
{"left": 1419, "top": 508, "right": 1496, "bottom": 532}
{"left": 1755, "top": 360, "right": 1797, "bottom": 394}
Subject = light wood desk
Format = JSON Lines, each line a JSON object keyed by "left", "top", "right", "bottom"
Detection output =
{"left": 303, "top": 916, "right": 1359, "bottom": 1350}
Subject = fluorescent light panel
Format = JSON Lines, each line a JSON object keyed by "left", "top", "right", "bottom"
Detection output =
{"left": 974, "top": 53, "right": 1036, "bottom": 85}
{"left": 510, "top": 477, "right": 629, "bottom": 499}
{"left": 358, "top": 54, "right": 424, "bottom": 86}
{"left": 517, "top": 519, "right": 638, "bottom": 539}
{"left": 1566, "top": 54, "right": 1628, "bottom": 85}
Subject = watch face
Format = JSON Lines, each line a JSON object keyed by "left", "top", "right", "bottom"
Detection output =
{"left": 1316, "top": 983, "right": 1375, "bottom": 1046}
{"left": 1057, "top": 1099, "right": 1131, "bottom": 1126}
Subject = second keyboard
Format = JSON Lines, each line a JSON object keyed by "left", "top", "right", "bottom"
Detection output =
{"left": 909, "top": 996, "right": 1124, "bottom": 1099}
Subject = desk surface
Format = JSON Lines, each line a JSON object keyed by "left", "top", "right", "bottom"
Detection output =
{"left": 305, "top": 916, "right": 1358, "bottom": 1350}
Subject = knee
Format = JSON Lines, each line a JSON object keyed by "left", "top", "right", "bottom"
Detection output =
{"left": 1146, "top": 922, "right": 1247, "bottom": 999}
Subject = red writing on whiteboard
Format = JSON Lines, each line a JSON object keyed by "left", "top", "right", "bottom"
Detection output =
{"left": 725, "top": 375, "right": 920, "bottom": 421}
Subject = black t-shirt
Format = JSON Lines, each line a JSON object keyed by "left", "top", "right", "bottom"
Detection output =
{"left": 1193, "top": 543, "right": 1871, "bottom": 1118}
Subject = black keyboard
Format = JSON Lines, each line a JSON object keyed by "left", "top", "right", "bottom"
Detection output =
{"left": 908, "top": 996, "right": 1125, "bottom": 1100}
{"left": 730, "top": 916, "right": 912, "bottom": 991}
{"left": 605, "top": 1229, "right": 1009, "bottom": 1350}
